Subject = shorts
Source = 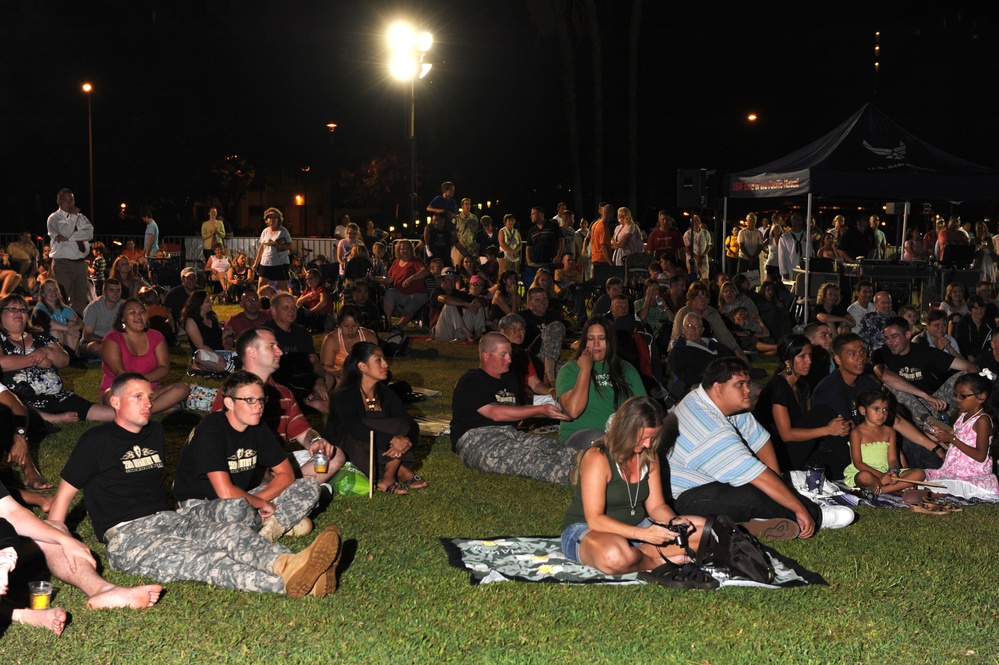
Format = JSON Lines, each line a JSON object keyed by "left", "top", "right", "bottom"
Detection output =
{"left": 560, "top": 517, "right": 652, "bottom": 563}
{"left": 257, "top": 263, "right": 289, "bottom": 281}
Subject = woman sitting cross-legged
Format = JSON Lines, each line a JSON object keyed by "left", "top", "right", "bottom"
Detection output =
{"left": 561, "top": 396, "right": 705, "bottom": 574}
{"left": 324, "top": 342, "right": 428, "bottom": 495}
{"left": 99, "top": 298, "right": 190, "bottom": 414}
{"left": 0, "top": 294, "right": 114, "bottom": 424}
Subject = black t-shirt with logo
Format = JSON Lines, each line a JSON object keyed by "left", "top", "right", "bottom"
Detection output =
{"left": 61, "top": 422, "right": 169, "bottom": 542}
{"left": 872, "top": 343, "right": 954, "bottom": 395}
{"left": 173, "top": 411, "right": 287, "bottom": 502}
{"left": 449, "top": 368, "right": 522, "bottom": 451}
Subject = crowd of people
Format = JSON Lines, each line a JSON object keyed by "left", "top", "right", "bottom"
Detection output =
{"left": 3, "top": 186, "right": 999, "bottom": 632}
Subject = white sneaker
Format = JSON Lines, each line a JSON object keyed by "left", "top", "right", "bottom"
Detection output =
{"left": 820, "top": 505, "right": 855, "bottom": 529}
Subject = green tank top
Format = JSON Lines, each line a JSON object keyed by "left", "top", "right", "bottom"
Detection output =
{"left": 562, "top": 448, "right": 650, "bottom": 530}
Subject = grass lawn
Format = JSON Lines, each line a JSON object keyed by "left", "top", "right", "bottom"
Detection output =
{"left": 2, "top": 309, "right": 998, "bottom": 663}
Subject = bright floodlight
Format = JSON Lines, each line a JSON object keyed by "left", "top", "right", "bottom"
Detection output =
{"left": 419, "top": 62, "right": 432, "bottom": 79}
{"left": 82, "top": 82, "right": 92, "bottom": 93}
{"left": 390, "top": 54, "right": 418, "bottom": 80}
{"left": 747, "top": 113, "right": 758, "bottom": 122}
{"left": 388, "top": 22, "right": 414, "bottom": 52}
{"left": 417, "top": 31, "right": 433, "bottom": 52}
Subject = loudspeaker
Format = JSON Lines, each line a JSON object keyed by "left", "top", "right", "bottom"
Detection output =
{"left": 676, "top": 169, "right": 707, "bottom": 208}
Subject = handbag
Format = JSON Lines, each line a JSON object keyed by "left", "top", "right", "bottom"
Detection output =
{"left": 693, "top": 514, "right": 775, "bottom": 584}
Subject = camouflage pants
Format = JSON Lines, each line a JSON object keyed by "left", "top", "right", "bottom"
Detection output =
{"left": 886, "top": 371, "right": 961, "bottom": 424}
{"left": 105, "top": 503, "right": 289, "bottom": 593}
{"left": 533, "top": 321, "right": 566, "bottom": 363}
{"left": 181, "top": 477, "right": 320, "bottom": 533}
{"left": 456, "top": 426, "right": 574, "bottom": 485}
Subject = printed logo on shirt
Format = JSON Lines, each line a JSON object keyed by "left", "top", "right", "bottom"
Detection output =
{"left": 595, "top": 371, "right": 611, "bottom": 388}
{"left": 895, "top": 365, "right": 925, "bottom": 384}
{"left": 228, "top": 448, "right": 258, "bottom": 473}
{"left": 121, "top": 446, "right": 163, "bottom": 473}
{"left": 495, "top": 389, "right": 517, "bottom": 406}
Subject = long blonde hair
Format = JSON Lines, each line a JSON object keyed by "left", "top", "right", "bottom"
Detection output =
{"left": 596, "top": 396, "right": 666, "bottom": 467}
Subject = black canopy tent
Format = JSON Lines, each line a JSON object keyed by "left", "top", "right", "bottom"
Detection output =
{"left": 721, "top": 103, "right": 999, "bottom": 319}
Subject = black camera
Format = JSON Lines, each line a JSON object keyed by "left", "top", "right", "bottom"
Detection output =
{"left": 13, "top": 380, "right": 37, "bottom": 400}
{"left": 651, "top": 519, "right": 690, "bottom": 549}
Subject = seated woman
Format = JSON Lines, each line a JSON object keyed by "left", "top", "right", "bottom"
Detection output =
{"left": 206, "top": 244, "right": 231, "bottom": 292}
{"left": 320, "top": 305, "right": 376, "bottom": 393}
{"left": 556, "top": 316, "right": 646, "bottom": 450}
{"left": 110, "top": 254, "right": 145, "bottom": 299}
{"left": 324, "top": 342, "right": 427, "bottom": 495}
{"left": 31, "top": 279, "right": 83, "bottom": 354}
{"left": 181, "top": 290, "right": 233, "bottom": 374}
{"left": 0, "top": 248, "right": 24, "bottom": 300}
{"left": 490, "top": 270, "right": 522, "bottom": 321}
{"left": 951, "top": 295, "right": 993, "bottom": 360}
{"left": 809, "top": 282, "right": 854, "bottom": 336}
{"left": 100, "top": 298, "right": 190, "bottom": 414}
{"left": 561, "top": 396, "right": 705, "bottom": 575}
{"left": 226, "top": 251, "right": 254, "bottom": 303}
{"left": 0, "top": 294, "right": 114, "bottom": 424}
{"left": 295, "top": 269, "right": 335, "bottom": 333}
{"left": 724, "top": 306, "right": 777, "bottom": 356}
{"left": 752, "top": 335, "right": 851, "bottom": 472}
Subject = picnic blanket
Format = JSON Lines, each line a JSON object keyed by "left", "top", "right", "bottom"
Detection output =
{"left": 441, "top": 536, "right": 826, "bottom": 589}
{"left": 787, "top": 470, "right": 999, "bottom": 509}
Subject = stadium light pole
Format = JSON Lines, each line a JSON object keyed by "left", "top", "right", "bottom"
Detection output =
{"left": 82, "top": 82, "right": 94, "bottom": 221}
{"left": 387, "top": 22, "right": 432, "bottom": 228}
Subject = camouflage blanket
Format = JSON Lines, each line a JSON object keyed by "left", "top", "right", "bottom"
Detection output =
{"left": 441, "top": 536, "right": 826, "bottom": 588}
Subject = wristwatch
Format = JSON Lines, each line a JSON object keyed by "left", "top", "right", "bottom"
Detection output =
{"left": 16, "top": 427, "right": 26, "bottom": 437}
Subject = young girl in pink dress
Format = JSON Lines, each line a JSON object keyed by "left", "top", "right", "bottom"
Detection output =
{"left": 925, "top": 371, "right": 999, "bottom": 494}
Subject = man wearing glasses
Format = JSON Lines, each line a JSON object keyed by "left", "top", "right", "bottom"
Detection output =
{"left": 175, "top": 371, "right": 320, "bottom": 543}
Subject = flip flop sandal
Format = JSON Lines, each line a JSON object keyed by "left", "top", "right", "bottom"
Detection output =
{"left": 378, "top": 481, "right": 409, "bottom": 495}
{"left": 638, "top": 562, "right": 719, "bottom": 590}
{"left": 910, "top": 500, "right": 950, "bottom": 515}
{"left": 403, "top": 475, "right": 429, "bottom": 490}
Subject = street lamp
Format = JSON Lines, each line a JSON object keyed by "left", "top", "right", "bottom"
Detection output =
{"left": 82, "top": 82, "right": 94, "bottom": 221}
{"left": 387, "top": 21, "right": 432, "bottom": 228}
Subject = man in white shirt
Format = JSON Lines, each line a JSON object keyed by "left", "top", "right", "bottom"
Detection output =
{"left": 683, "top": 215, "right": 712, "bottom": 280}
{"left": 46, "top": 188, "right": 94, "bottom": 315}
{"left": 736, "top": 213, "right": 764, "bottom": 275}
{"left": 778, "top": 213, "right": 811, "bottom": 280}
{"left": 846, "top": 280, "right": 875, "bottom": 333}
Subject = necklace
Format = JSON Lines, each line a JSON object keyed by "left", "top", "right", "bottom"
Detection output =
{"left": 616, "top": 459, "right": 640, "bottom": 516}
{"left": 361, "top": 386, "right": 379, "bottom": 411}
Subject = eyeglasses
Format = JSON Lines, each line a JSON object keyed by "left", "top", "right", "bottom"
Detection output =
{"left": 1, "top": 307, "right": 28, "bottom": 314}
{"left": 684, "top": 323, "right": 704, "bottom": 329}
{"left": 955, "top": 393, "right": 979, "bottom": 400}
{"left": 230, "top": 396, "right": 268, "bottom": 405}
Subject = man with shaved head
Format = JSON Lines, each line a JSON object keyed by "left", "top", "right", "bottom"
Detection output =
{"left": 450, "top": 332, "right": 573, "bottom": 484}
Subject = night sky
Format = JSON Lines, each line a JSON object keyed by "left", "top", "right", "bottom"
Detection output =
{"left": 3, "top": 1, "right": 997, "bottom": 237}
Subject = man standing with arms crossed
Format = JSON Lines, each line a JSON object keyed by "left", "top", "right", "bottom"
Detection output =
{"left": 47, "top": 188, "right": 94, "bottom": 315}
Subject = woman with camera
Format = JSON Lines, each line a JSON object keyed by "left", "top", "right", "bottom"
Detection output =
{"left": 561, "top": 396, "right": 705, "bottom": 574}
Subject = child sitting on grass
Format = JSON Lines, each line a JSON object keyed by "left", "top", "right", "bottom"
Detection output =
{"left": 924, "top": 371, "right": 999, "bottom": 494}
{"left": 844, "top": 389, "right": 925, "bottom": 494}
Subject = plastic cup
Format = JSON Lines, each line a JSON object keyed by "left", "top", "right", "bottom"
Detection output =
{"left": 29, "top": 581, "right": 53, "bottom": 609}
{"left": 313, "top": 451, "right": 329, "bottom": 474}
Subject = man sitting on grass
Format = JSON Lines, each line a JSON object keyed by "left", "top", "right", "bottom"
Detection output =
{"left": 176, "top": 371, "right": 321, "bottom": 542}
{"left": 47, "top": 373, "right": 343, "bottom": 598}
{"left": 211, "top": 328, "right": 345, "bottom": 486}
{"left": 451, "top": 332, "right": 573, "bottom": 484}
{"left": 263, "top": 292, "right": 328, "bottom": 412}
{"left": 669, "top": 357, "right": 856, "bottom": 540}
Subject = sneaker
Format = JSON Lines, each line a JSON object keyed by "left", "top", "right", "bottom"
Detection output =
{"left": 820, "top": 505, "right": 856, "bottom": 530}
{"left": 740, "top": 518, "right": 800, "bottom": 541}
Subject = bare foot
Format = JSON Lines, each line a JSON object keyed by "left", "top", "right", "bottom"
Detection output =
{"left": 13, "top": 607, "right": 67, "bottom": 635}
{"left": 17, "top": 490, "right": 54, "bottom": 514}
{"left": 87, "top": 584, "right": 163, "bottom": 610}
{"left": 41, "top": 411, "right": 79, "bottom": 424}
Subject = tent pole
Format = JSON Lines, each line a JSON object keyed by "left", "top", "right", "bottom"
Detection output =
{"left": 803, "top": 193, "right": 813, "bottom": 324}
{"left": 901, "top": 201, "right": 910, "bottom": 262}
{"left": 722, "top": 198, "right": 729, "bottom": 274}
